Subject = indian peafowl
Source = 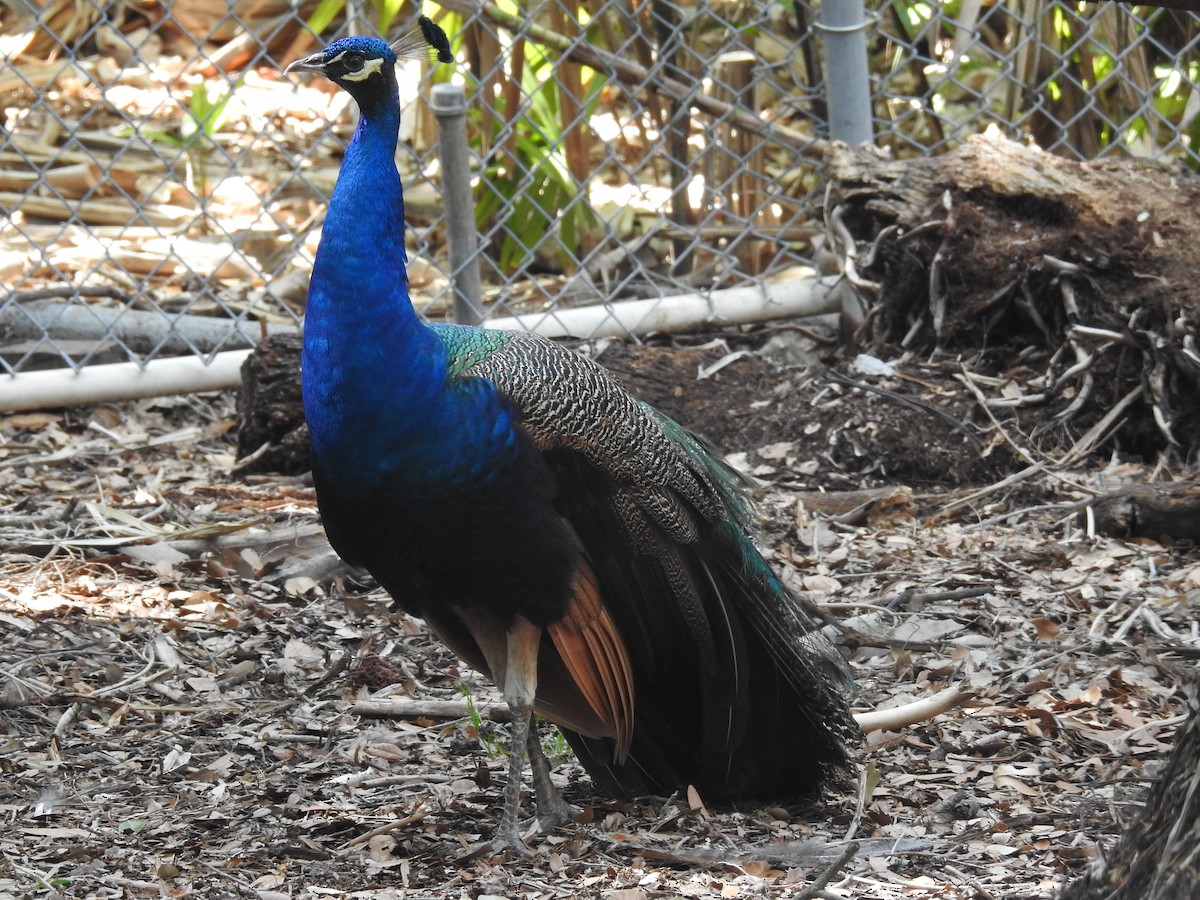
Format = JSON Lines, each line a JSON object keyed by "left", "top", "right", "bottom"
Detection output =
{"left": 285, "top": 25, "right": 860, "bottom": 853}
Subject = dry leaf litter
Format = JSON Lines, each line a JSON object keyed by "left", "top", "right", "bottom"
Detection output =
{"left": 1, "top": 381, "right": 1195, "bottom": 900}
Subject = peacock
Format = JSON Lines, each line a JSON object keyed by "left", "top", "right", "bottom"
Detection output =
{"left": 285, "top": 24, "right": 860, "bottom": 853}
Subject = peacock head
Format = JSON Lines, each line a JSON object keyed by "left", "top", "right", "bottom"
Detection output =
{"left": 285, "top": 20, "right": 451, "bottom": 105}
{"left": 285, "top": 36, "right": 399, "bottom": 106}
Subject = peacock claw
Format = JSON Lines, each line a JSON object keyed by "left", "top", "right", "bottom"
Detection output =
{"left": 490, "top": 824, "right": 534, "bottom": 857}
{"left": 536, "top": 799, "right": 578, "bottom": 830}
{"left": 484, "top": 806, "right": 578, "bottom": 858}
{"left": 516, "top": 804, "right": 577, "bottom": 835}
{"left": 527, "top": 731, "right": 575, "bottom": 829}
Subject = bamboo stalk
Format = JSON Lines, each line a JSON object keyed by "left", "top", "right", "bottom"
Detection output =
{"left": 551, "top": 1, "right": 587, "bottom": 184}
{"left": 0, "top": 61, "right": 91, "bottom": 94}
{"left": 463, "top": 18, "right": 503, "bottom": 163}
{"left": 435, "top": 0, "right": 826, "bottom": 157}
{"left": 713, "top": 52, "right": 765, "bottom": 276}
{"left": 0, "top": 164, "right": 97, "bottom": 195}
{"left": 502, "top": 35, "right": 526, "bottom": 183}
{"left": 550, "top": 0, "right": 591, "bottom": 263}
{"left": 0, "top": 192, "right": 193, "bottom": 228}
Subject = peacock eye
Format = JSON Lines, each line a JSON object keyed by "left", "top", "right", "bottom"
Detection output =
{"left": 343, "top": 54, "right": 365, "bottom": 72}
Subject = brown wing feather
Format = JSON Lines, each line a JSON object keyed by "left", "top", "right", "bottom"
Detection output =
{"left": 418, "top": 553, "right": 634, "bottom": 760}
{"left": 545, "top": 556, "right": 635, "bottom": 762}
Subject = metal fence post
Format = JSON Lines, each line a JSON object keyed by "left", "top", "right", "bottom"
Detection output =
{"left": 818, "top": 0, "right": 874, "bottom": 145}
{"left": 430, "top": 83, "right": 484, "bottom": 325}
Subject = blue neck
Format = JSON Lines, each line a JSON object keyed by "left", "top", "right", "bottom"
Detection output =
{"left": 301, "top": 79, "right": 449, "bottom": 482}
{"left": 309, "top": 88, "right": 411, "bottom": 326}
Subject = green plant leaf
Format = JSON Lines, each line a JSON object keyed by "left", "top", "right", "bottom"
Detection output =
{"left": 307, "top": 0, "right": 346, "bottom": 35}
{"left": 183, "top": 78, "right": 243, "bottom": 144}
{"left": 375, "top": 0, "right": 405, "bottom": 34}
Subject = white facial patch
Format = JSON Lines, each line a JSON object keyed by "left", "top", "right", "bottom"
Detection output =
{"left": 327, "top": 50, "right": 385, "bottom": 83}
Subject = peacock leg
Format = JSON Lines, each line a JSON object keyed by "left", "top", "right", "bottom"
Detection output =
{"left": 493, "top": 616, "right": 542, "bottom": 854}
{"left": 527, "top": 729, "right": 575, "bottom": 828}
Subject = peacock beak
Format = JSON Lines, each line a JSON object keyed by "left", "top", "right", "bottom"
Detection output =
{"left": 284, "top": 53, "right": 327, "bottom": 76}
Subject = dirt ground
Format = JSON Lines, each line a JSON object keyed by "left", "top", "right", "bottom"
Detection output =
{"left": 2, "top": 336, "right": 1195, "bottom": 899}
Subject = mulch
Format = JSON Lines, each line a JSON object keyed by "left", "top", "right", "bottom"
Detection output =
{"left": 3, "top": 343, "right": 1196, "bottom": 898}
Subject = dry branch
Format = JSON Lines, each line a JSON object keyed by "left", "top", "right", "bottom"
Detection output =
{"left": 356, "top": 689, "right": 960, "bottom": 736}
{"left": 853, "top": 684, "right": 970, "bottom": 734}
{"left": 0, "top": 299, "right": 293, "bottom": 357}
{"left": 354, "top": 697, "right": 511, "bottom": 721}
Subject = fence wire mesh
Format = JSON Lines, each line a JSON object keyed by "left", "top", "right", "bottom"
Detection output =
{"left": 1, "top": 0, "right": 1197, "bottom": 379}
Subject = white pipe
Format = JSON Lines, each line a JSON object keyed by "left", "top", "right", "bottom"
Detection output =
{"left": 0, "top": 277, "right": 840, "bottom": 412}
{"left": 0, "top": 351, "right": 253, "bottom": 412}
{"left": 487, "top": 276, "right": 841, "bottom": 338}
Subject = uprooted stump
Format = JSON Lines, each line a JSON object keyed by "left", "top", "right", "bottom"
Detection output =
{"left": 825, "top": 131, "right": 1200, "bottom": 462}
{"left": 235, "top": 330, "right": 309, "bottom": 476}
{"left": 1058, "top": 678, "right": 1200, "bottom": 900}
{"left": 1085, "top": 482, "right": 1200, "bottom": 543}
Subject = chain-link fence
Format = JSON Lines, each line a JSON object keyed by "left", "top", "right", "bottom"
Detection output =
{"left": 1, "top": 1, "right": 1197, "bottom": 399}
